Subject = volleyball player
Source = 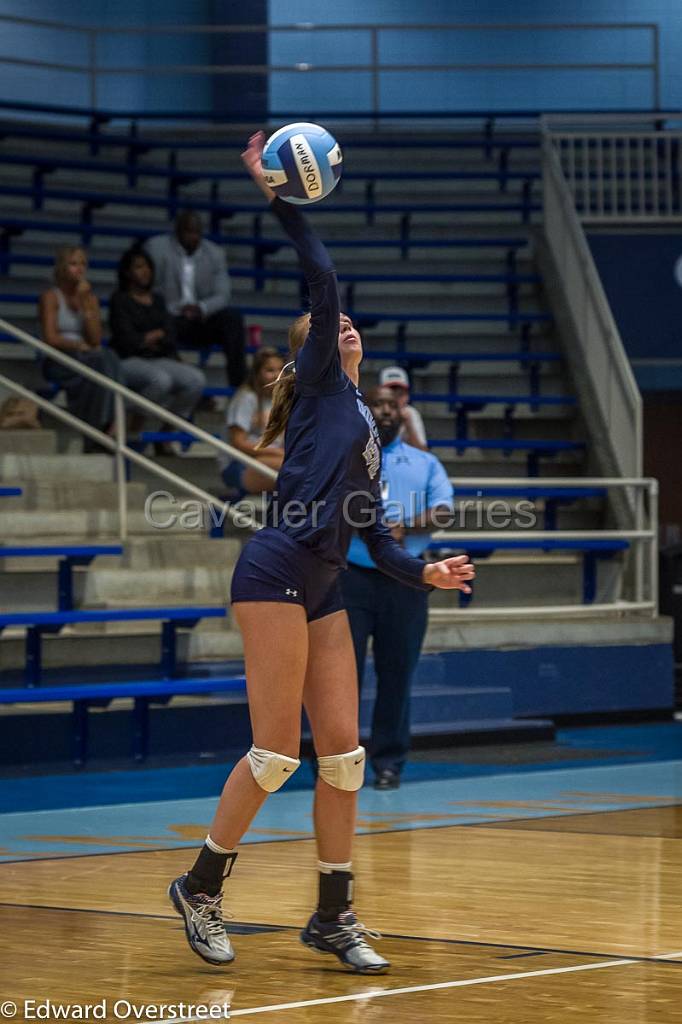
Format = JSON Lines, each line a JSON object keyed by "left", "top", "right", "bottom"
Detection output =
{"left": 168, "top": 132, "right": 475, "bottom": 974}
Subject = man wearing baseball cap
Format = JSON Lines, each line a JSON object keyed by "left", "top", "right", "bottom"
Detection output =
{"left": 378, "top": 366, "right": 428, "bottom": 451}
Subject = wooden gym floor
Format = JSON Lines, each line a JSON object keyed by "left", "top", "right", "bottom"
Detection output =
{"left": 1, "top": 798, "right": 681, "bottom": 1022}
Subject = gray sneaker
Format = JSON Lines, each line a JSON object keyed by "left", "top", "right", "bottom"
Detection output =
{"left": 168, "top": 873, "right": 235, "bottom": 965}
{"left": 300, "top": 910, "right": 390, "bottom": 973}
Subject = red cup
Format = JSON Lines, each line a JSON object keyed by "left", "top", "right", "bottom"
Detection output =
{"left": 248, "top": 324, "right": 262, "bottom": 350}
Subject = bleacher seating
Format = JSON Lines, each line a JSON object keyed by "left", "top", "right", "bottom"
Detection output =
{"left": 428, "top": 538, "right": 629, "bottom": 606}
{"left": 0, "top": 674, "right": 246, "bottom": 763}
{"left": 0, "top": 109, "right": 611, "bottom": 751}
{"left": 0, "top": 606, "right": 227, "bottom": 685}
{"left": 0, "top": 544, "right": 123, "bottom": 610}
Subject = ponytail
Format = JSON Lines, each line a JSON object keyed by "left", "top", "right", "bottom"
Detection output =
{"left": 256, "top": 369, "right": 296, "bottom": 449}
{"left": 256, "top": 313, "right": 310, "bottom": 449}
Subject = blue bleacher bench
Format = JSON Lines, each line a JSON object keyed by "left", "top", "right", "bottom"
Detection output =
{"left": 0, "top": 149, "right": 541, "bottom": 191}
{"left": 0, "top": 120, "right": 540, "bottom": 153}
{"left": 0, "top": 251, "right": 538, "bottom": 321}
{"left": 427, "top": 537, "right": 629, "bottom": 607}
{"left": 453, "top": 485, "right": 607, "bottom": 530}
{"left": 412, "top": 393, "right": 574, "bottom": 405}
{"left": 346, "top": 349, "right": 561, "bottom": 364}
{"left": 412, "top": 392, "right": 575, "bottom": 440}
{"left": 428, "top": 438, "right": 585, "bottom": 477}
{"left": 0, "top": 674, "right": 246, "bottom": 764}
{"left": 0, "top": 290, "right": 551, "bottom": 346}
{"left": 0, "top": 606, "right": 227, "bottom": 687}
{"left": 0, "top": 252, "right": 541, "bottom": 286}
{"left": 0, "top": 182, "right": 541, "bottom": 231}
{"left": 181, "top": 345, "right": 562, "bottom": 370}
{"left": 0, "top": 217, "right": 530, "bottom": 264}
{"left": 0, "top": 487, "right": 22, "bottom": 497}
{"left": 0, "top": 545, "right": 123, "bottom": 611}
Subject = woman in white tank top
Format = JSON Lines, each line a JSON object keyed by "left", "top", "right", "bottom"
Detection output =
{"left": 39, "top": 245, "right": 124, "bottom": 448}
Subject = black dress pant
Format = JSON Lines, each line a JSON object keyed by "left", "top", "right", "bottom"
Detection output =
{"left": 341, "top": 563, "right": 429, "bottom": 776}
{"left": 174, "top": 307, "right": 246, "bottom": 388}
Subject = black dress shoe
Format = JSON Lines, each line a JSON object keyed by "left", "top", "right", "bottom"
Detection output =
{"left": 373, "top": 769, "right": 400, "bottom": 790}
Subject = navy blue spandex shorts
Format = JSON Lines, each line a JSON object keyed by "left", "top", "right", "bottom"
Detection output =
{"left": 230, "top": 527, "right": 344, "bottom": 622}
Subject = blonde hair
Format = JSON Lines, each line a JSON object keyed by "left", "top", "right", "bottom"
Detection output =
{"left": 53, "top": 245, "right": 87, "bottom": 288}
{"left": 256, "top": 314, "right": 310, "bottom": 449}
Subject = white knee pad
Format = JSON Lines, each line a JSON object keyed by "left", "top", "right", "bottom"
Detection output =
{"left": 247, "top": 745, "right": 300, "bottom": 792}
{"left": 317, "top": 746, "right": 366, "bottom": 791}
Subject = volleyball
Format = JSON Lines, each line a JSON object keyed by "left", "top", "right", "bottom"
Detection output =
{"left": 261, "top": 122, "right": 343, "bottom": 204}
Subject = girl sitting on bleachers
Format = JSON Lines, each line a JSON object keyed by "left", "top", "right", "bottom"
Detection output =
{"left": 39, "top": 245, "right": 124, "bottom": 451}
{"left": 220, "top": 346, "right": 285, "bottom": 496}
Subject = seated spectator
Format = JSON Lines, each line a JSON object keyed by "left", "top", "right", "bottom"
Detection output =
{"left": 39, "top": 245, "right": 124, "bottom": 450}
{"left": 109, "top": 247, "right": 205, "bottom": 455}
{"left": 379, "top": 365, "right": 428, "bottom": 450}
{"left": 220, "top": 347, "right": 285, "bottom": 496}
{"left": 146, "top": 211, "right": 246, "bottom": 388}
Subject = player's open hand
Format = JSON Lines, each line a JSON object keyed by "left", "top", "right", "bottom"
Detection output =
{"left": 422, "top": 554, "right": 475, "bottom": 592}
{"left": 241, "top": 131, "right": 266, "bottom": 179}
{"left": 242, "top": 131, "right": 277, "bottom": 202}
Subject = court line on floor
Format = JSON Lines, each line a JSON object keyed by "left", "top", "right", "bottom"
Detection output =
{"left": 224, "top": 959, "right": 638, "bottom": 1018}
{"left": 225, "top": 953, "right": 682, "bottom": 1019}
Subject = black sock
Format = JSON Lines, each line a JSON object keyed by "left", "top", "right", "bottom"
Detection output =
{"left": 186, "top": 846, "right": 238, "bottom": 897}
{"left": 317, "top": 869, "right": 353, "bottom": 922}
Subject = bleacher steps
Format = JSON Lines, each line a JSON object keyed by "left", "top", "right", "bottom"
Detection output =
{"left": 0, "top": 508, "right": 188, "bottom": 538}
{"left": 0, "top": 429, "right": 57, "bottom": 455}
{"left": 421, "top": 614, "right": 671, "bottom": 652}
{"left": 0, "top": 452, "right": 113, "bottom": 481}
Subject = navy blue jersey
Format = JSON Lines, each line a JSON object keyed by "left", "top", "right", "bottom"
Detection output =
{"left": 265, "top": 198, "right": 429, "bottom": 591}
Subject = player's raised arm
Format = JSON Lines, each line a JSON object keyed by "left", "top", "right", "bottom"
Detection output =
{"left": 242, "top": 132, "right": 340, "bottom": 386}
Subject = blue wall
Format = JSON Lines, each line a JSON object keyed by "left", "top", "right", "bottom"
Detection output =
{"left": 2, "top": 2, "right": 682, "bottom": 114}
{"left": 269, "top": 1, "right": 682, "bottom": 113}
{"left": 0, "top": 0, "right": 213, "bottom": 111}
{"left": 590, "top": 233, "right": 682, "bottom": 373}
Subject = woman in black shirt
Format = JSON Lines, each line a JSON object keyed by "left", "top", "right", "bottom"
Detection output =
{"left": 109, "top": 247, "right": 206, "bottom": 450}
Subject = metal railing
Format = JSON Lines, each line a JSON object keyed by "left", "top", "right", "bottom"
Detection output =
{"left": 0, "top": 15, "right": 661, "bottom": 114}
{"left": 0, "top": 317, "right": 276, "bottom": 540}
{"left": 543, "top": 113, "right": 682, "bottom": 221}
{"left": 0, "top": 324, "right": 657, "bottom": 620}
{"left": 434, "top": 476, "right": 658, "bottom": 618}
{"left": 541, "top": 132, "right": 642, "bottom": 481}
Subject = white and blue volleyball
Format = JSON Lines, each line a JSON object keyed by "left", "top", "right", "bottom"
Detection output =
{"left": 261, "top": 122, "right": 342, "bottom": 204}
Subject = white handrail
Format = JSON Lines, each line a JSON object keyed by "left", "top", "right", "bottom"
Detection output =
{"left": 432, "top": 531, "right": 653, "bottom": 541}
{"left": 540, "top": 138, "right": 642, "bottom": 480}
{"left": 0, "top": 317, "right": 277, "bottom": 538}
{"left": 445, "top": 476, "right": 658, "bottom": 616}
{"left": 0, "top": 317, "right": 275, "bottom": 478}
{"left": 429, "top": 602, "right": 655, "bottom": 620}
{"left": 0, "top": 371, "right": 263, "bottom": 539}
{"left": 448, "top": 476, "right": 653, "bottom": 487}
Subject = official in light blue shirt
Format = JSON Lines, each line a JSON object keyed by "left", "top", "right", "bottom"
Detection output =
{"left": 342, "top": 385, "right": 455, "bottom": 791}
{"left": 347, "top": 424, "right": 454, "bottom": 567}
